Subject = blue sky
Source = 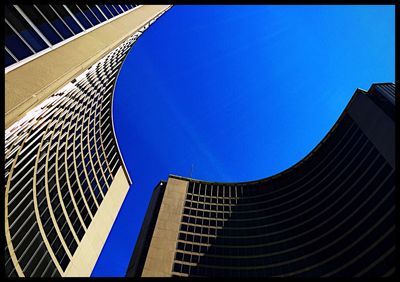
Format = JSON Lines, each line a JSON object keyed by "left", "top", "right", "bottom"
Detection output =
{"left": 92, "top": 5, "right": 394, "bottom": 276}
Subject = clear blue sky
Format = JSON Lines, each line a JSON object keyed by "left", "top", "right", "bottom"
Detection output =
{"left": 92, "top": 5, "right": 394, "bottom": 276}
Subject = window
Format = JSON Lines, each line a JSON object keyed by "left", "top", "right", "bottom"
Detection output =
{"left": 77, "top": 5, "right": 99, "bottom": 26}
{"left": 5, "top": 49, "right": 17, "bottom": 67}
{"left": 35, "top": 5, "right": 74, "bottom": 39}
{"left": 51, "top": 5, "right": 83, "bottom": 34}
{"left": 119, "top": 5, "right": 129, "bottom": 12}
{"left": 88, "top": 5, "right": 106, "bottom": 22}
{"left": 107, "top": 5, "right": 119, "bottom": 15}
{"left": 66, "top": 5, "right": 92, "bottom": 29}
{"left": 5, "top": 5, "right": 48, "bottom": 53}
{"left": 173, "top": 263, "right": 182, "bottom": 273}
{"left": 175, "top": 252, "right": 183, "bottom": 261}
{"left": 113, "top": 5, "right": 124, "bottom": 14}
{"left": 98, "top": 5, "right": 113, "bottom": 18}
{"left": 18, "top": 5, "right": 63, "bottom": 45}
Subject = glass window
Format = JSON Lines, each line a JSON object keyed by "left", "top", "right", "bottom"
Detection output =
{"left": 107, "top": 5, "right": 119, "bottom": 15}
{"left": 66, "top": 5, "right": 92, "bottom": 29}
{"left": 5, "top": 49, "right": 17, "bottom": 67}
{"left": 5, "top": 5, "right": 47, "bottom": 52}
{"left": 88, "top": 5, "right": 106, "bottom": 22}
{"left": 181, "top": 264, "right": 189, "bottom": 273}
{"left": 18, "top": 5, "right": 63, "bottom": 45}
{"left": 173, "top": 263, "right": 182, "bottom": 273}
{"left": 175, "top": 252, "right": 183, "bottom": 261}
{"left": 98, "top": 5, "right": 113, "bottom": 18}
{"left": 35, "top": 5, "right": 74, "bottom": 39}
{"left": 122, "top": 5, "right": 130, "bottom": 12}
{"left": 113, "top": 5, "right": 123, "bottom": 14}
{"left": 5, "top": 23, "right": 34, "bottom": 60}
{"left": 77, "top": 5, "right": 99, "bottom": 26}
{"left": 51, "top": 5, "right": 83, "bottom": 35}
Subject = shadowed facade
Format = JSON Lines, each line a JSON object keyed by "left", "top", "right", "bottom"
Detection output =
{"left": 127, "top": 83, "right": 395, "bottom": 277}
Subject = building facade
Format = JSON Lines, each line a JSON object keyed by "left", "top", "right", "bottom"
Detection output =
{"left": 4, "top": 5, "right": 172, "bottom": 277}
{"left": 127, "top": 83, "right": 395, "bottom": 277}
{"left": 5, "top": 4, "right": 141, "bottom": 70}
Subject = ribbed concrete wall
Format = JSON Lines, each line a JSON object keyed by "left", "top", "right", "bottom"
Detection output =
{"left": 5, "top": 5, "right": 171, "bottom": 277}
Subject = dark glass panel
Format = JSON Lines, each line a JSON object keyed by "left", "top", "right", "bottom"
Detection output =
{"left": 66, "top": 5, "right": 92, "bottom": 29}
{"left": 77, "top": 5, "right": 99, "bottom": 26}
{"left": 5, "top": 50, "right": 17, "bottom": 67}
{"left": 35, "top": 5, "right": 74, "bottom": 39}
{"left": 98, "top": 5, "right": 113, "bottom": 18}
{"left": 113, "top": 5, "right": 123, "bottom": 14}
{"left": 119, "top": 5, "right": 129, "bottom": 12}
{"left": 5, "top": 5, "right": 47, "bottom": 52}
{"left": 51, "top": 5, "right": 83, "bottom": 34}
{"left": 18, "top": 233, "right": 42, "bottom": 275}
{"left": 106, "top": 5, "right": 119, "bottom": 15}
{"left": 88, "top": 5, "right": 106, "bottom": 22}
{"left": 18, "top": 5, "right": 63, "bottom": 45}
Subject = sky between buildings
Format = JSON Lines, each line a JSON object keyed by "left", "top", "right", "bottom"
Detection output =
{"left": 92, "top": 5, "right": 394, "bottom": 276}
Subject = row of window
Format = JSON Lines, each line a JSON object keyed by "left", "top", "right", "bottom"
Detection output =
{"left": 181, "top": 126, "right": 372, "bottom": 224}
{"left": 185, "top": 135, "right": 357, "bottom": 205}
{"left": 5, "top": 4, "right": 139, "bottom": 68}
{"left": 173, "top": 208, "right": 394, "bottom": 276}
{"left": 184, "top": 115, "right": 355, "bottom": 202}
{"left": 4, "top": 30, "right": 140, "bottom": 277}
{"left": 178, "top": 155, "right": 391, "bottom": 242}
{"left": 177, "top": 176, "right": 394, "bottom": 255}
{"left": 171, "top": 114, "right": 395, "bottom": 276}
{"left": 183, "top": 209, "right": 231, "bottom": 220}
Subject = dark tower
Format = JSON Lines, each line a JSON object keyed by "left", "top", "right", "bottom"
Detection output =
{"left": 127, "top": 83, "right": 395, "bottom": 277}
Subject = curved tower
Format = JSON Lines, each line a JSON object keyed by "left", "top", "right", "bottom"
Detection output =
{"left": 127, "top": 83, "right": 395, "bottom": 277}
{"left": 4, "top": 5, "right": 171, "bottom": 277}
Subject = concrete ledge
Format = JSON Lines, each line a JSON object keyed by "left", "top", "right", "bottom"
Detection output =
{"left": 5, "top": 5, "right": 170, "bottom": 129}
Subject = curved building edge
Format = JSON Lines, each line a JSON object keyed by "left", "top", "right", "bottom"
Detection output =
{"left": 4, "top": 5, "right": 172, "bottom": 277}
{"left": 127, "top": 82, "right": 395, "bottom": 277}
{"left": 5, "top": 5, "right": 172, "bottom": 129}
{"left": 169, "top": 82, "right": 395, "bottom": 186}
{"left": 110, "top": 5, "right": 173, "bottom": 186}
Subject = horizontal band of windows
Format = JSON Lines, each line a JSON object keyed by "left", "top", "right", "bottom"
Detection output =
{"left": 183, "top": 136, "right": 374, "bottom": 223}
{"left": 177, "top": 176, "right": 394, "bottom": 262}
{"left": 177, "top": 210, "right": 394, "bottom": 263}
{"left": 186, "top": 125, "right": 361, "bottom": 205}
{"left": 180, "top": 223, "right": 391, "bottom": 275}
{"left": 185, "top": 118, "right": 356, "bottom": 200}
{"left": 196, "top": 151, "right": 379, "bottom": 229}
{"left": 179, "top": 162, "right": 391, "bottom": 243}
{"left": 5, "top": 4, "right": 138, "bottom": 70}
{"left": 182, "top": 153, "right": 380, "bottom": 228}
